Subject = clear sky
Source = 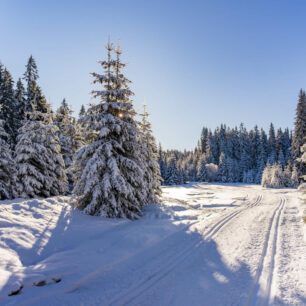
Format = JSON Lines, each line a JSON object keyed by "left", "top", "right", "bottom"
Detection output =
{"left": 1, "top": 0, "right": 306, "bottom": 150}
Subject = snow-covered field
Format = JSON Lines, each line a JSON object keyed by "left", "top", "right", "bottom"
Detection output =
{"left": 0, "top": 183, "right": 305, "bottom": 305}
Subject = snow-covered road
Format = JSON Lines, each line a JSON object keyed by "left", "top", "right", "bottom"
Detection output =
{"left": 0, "top": 183, "right": 305, "bottom": 305}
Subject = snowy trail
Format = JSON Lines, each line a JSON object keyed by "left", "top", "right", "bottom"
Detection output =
{"left": 0, "top": 183, "right": 305, "bottom": 305}
{"left": 203, "top": 194, "right": 262, "bottom": 240}
{"left": 107, "top": 195, "right": 264, "bottom": 306}
{"left": 247, "top": 197, "right": 285, "bottom": 306}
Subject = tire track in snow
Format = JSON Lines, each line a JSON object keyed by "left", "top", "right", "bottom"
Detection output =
{"left": 107, "top": 195, "right": 263, "bottom": 306}
{"left": 246, "top": 196, "right": 286, "bottom": 306}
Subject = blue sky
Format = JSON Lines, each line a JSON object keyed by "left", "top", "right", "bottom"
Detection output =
{"left": 1, "top": 0, "right": 306, "bottom": 150}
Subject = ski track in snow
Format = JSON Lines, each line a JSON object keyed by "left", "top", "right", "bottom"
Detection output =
{"left": 108, "top": 195, "right": 264, "bottom": 306}
{"left": 0, "top": 183, "right": 305, "bottom": 306}
{"left": 246, "top": 196, "right": 285, "bottom": 306}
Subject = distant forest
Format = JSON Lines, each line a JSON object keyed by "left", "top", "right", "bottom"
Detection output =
{"left": 159, "top": 90, "right": 305, "bottom": 187}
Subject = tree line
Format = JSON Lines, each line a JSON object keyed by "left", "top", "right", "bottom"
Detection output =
{"left": 159, "top": 90, "right": 305, "bottom": 188}
{"left": 0, "top": 40, "right": 161, "bottom": 219}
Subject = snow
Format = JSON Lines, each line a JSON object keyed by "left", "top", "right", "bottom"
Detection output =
{"left": 0, "top": 183, "right": 305, "bottom": 305}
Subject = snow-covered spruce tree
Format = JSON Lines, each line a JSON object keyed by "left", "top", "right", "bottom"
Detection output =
{"left": 165, "top": 156, "right": 180, "bottom": 185}
{"left": 268, "top": 123, "right": 277, "bottom": 164}
{"left": 292, "top": 89, "right": 306, "bottom": 175}
{"left": 239, "top": 123, "right": 251, "bottom": 180}
{"left": 200, "top": 127, "right": 209, "bottom": 154}
{"left": 227, "top": 157, "right": 240, "bottom": 182}
{"left": 219, "top": 124, "right": 227, "bottom": 157}
{"left": 207, "top": 131, "right": 218, "bottom": 164}
{"left": 0, "top": 67, "right": 20, "bottom": 146}
{"left": 73, "top": 41, "right": 147, "bottom": 218}
{"left": 77, "top": 104, "right": 88, "bottom": 145}
{"left": 255, "top": 157, "right": 265, "bottom": 184}
{"left": 186, "top": 151, "right": 198, "bottom": 182}
{"left": 158, "top": 143, "right": 166, "bottom": 185}
{"left": 249, "top": 125, "right": 260, "bottom": 169}
{"left": 255, "top": 131, "right": 267, "bottom": 183}
{"left": 54, "top": 98, "right": 70, "bottom": 124}
{"left": 178, "top": 169, "right": 186, "bottom": 184}
{"left": 79, "top": 104, "right": 86, "bottom": 117}
{"left": 54, "top": 99, "right": 84, "bottom": 191}
{"left": 14, "top": 78, "right": 26, "bottom": 132}
{"left": 23, "top": 56, "right": 48, "bottom": 114}
{"left": 283, "top": 128, "right": 291, "bottom": 163}
{"left": 0, "top": 115, "right": 17, "bottom": 199}
{"left": 16, "top": 105, "right": 67, "bottom": 198}
{"left": 298, "top": 143, "right": 306, "bottom": 182}
{"left": 277, "top": 149, "right": 285, "bottom": 168}
{"left": 138, "top": 104, "right": 161, "bottom": 203}
{"left": 297, "top": 143, "right": 306, "bottom": 193}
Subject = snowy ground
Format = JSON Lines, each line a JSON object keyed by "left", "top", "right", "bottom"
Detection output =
{"left": 0, "top": 183, "right": 305, "bottom": 305}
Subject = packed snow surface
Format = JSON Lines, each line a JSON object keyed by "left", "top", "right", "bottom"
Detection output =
{"left": 0, "top": 183, "right": 305, "bottom": 305}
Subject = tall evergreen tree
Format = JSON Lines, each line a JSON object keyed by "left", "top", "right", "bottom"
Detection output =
{"left": 278, "top": 149, "right": 285, "bottom": 167}
{"left": 138, "top": 104, "right": 161, "bottom": 203}
{"left": 54, "top": 99, "right": 84, "bottom": 191}
{"left": 255, "top": 157, "right": 266, "bottom": 184}
{"left": 219, "top": 124, "right": 227, "bottom": 156}
{"left": 292, "top": 89, "right": 306, "bottom": 175}
{"left": 165, "top": 155, "right": 180, "bottom": 185}
{"left": 0, "top": 68, "right": 19, "bottom": 145}
{"left": 0, "top": 63, "right": 4, "bottom": 100}
{"left": 73, "top": 40, "right": 147, "bottom": 218}
{"left": 23, "top": 56, "right": 38, "bottom": 113}
{"left": 268, "top": 123, "right": 277, "bottom": 163}
{"left": 79, "top": 104, "right": 86, "bottom": 117}
{"left": 282, "top": 128, "right": 291, "bottom": 163}
{"left": 0, "top": 63, "right": 6, "bottom": 110}
{"left": 0, "top": 115, "right": 17, "bottom": 199}
{"left": 54, "top": 98, "right": 69, "bottom": 123}
{"left": 15, "top": 78, "right": 26, "bottom": 131}
{"left": 0, "top": 65, "right": 26, "bottom": 147}
{"left": 197, "top": 154, "right": 207, "bottom": 182}
{"left": 200, "top": 127, "right": 209, "bottom": 154}
{"left": 16, "top": 106, "right": 67, "bottom": 198}
{"left": 77, "top": 104, "right": 87, "bottom": 144}
{"left": 158, "top": 143, "right": 166, "bottom": 184}
{"left": 298, "top": 144, "right": 306, "bottom": 182}
{"left": 23, "top": 56, "right": 48, "bottom": 114}
{"left": 207, "top": 130, "right": 218, "bottom": 164}
{"left": 238, "top": 123, "right": 250, "bottom": 178}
